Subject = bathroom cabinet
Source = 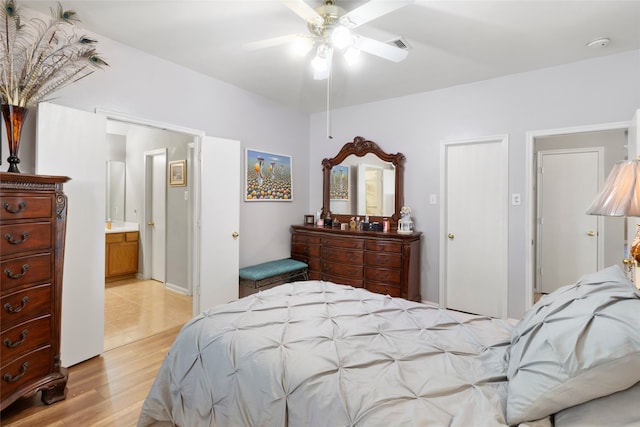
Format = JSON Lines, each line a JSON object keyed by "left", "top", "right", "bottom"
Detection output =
{"left": 105, "top": 231, "right": 139, "bottom": 281}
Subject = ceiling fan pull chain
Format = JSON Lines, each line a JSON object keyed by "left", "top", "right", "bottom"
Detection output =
{"left": 327, "top": 71, "right": 333, "bottom": 140}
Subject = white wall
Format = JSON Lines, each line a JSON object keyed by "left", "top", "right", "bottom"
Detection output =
{"left": 12, "top": 25, "right": 310, "bottom": 271}
{"left": 309, "top": 50, "right": 640, "bottom": 318}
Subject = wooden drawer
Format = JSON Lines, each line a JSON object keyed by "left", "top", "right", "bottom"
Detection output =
{"left": 291, "top": 243, "right": 321, "bottom": 258}
{"left": 1, "top": 315, "right": 51, "bottom": 362}
{"left": 365, "top": 240, "right": 402, "bottom": 253}
{"left": 1, "top": 196, "right": 52, "bottom": 221}
{"left": 323, "top": 247, "right": 364, "bottom": 264}
{"left": 366, "top": 282, "right": 401, "bottom": 297}
{"left": 1, "top": 284, "right": 52, "bottom": 331}
{"left": 292, "top": 233, "right": 321, "bottom": 245}
{"left": 365, "top": 252, "right": 402, "bottom": 269}
{"left": 323, "top": 274, "right": 364, "bottom": 288}
{"left": 1, "top": 253, "right": 52, "bottom": 294}
{"left": 322, "top": 236, "right": 364, "bottom": 250}
{"left": 365, "top": 268, "right": 401, "bottom": 285}
{"left": 1, "top": 222, "right": 52, "bottom": 257}
{"left": 323, "top": 260, "right": 363, "bottom": 278}
{"left": 106, "top": 231, "right": 139, "bottom": 244}
{"left": 105, "top": 233, "right": 123, "bottom": 243}
{"left": 1, "top": 346, "right": 53, "bottom": 402}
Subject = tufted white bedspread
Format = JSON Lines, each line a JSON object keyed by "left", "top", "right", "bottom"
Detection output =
{"left": 138, "top": 281, "right": 518, "bottom": 427}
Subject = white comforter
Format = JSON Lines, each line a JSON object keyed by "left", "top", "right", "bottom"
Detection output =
{"left": 138, "top": 281, "right": 518, "bottom": 426}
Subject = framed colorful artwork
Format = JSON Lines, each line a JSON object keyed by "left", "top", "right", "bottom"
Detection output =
{"left": 330, "top": 164, "right": 349, "bottom": 200}
{"left": 245, "top": 149, "right": 292, "bottom": 201}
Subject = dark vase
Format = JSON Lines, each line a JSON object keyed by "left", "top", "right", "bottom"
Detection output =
{"left": 2, "top": 104, "right": 29, "bottom": 173}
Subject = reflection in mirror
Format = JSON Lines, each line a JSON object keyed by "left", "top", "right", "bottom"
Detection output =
{"left": 329, "top": 153, "right": 395, "bottom": 216}
{"left": 106, "top": 160, "right": 125, "bottom": 221}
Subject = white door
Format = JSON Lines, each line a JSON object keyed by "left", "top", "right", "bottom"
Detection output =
{"left": 441, "top": 136, "right": 508, "bottom": 318}
{"left": 537, "top": 149, "right": 601, "bottom": 293}
{"left": 628, "top": 111, "right": 639, "bottom": 265}
{"left": 36, "top": 102, "right": 106, "bottom": 367}
{"left": 197, "top": 136, "right": 240, "bottom": 312}
{"left": 149, "top": 150, "right": 166, "bottom": 282}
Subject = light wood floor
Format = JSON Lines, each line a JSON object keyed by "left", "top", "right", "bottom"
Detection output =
{"left": 104, "top": 278, "right": 192, "bottom": 351}
{"left": 0, "top": 325, "right": 182, "bottom": 426}
{"left": 1, "top": 279, "right": 193, "bottom": 426}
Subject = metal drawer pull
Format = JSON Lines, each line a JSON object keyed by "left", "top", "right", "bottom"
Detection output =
{"left": 4, "top": 330, "right": 28, "bottom": 348}
{"left": 5, "top": 264, "right": 29, "bottom": 279}
{"left": 4, "top": 231, "right": 29, "bottom": 245}
{"left": 3, "top": 362, "right": 28, "bottom": 383}
{"left": 375, "top": 272, "right": 390, "bottom": 280}
{"left": 4, "top": 296, "right": 29, "bottom": 313}
{"left": 378, "top": 256, "right": 390, "bottom": 264}
{"left": 3, "top": 201, "right": 26, "bottom": 214}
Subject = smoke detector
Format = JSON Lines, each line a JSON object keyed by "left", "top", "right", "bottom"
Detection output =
{"left": 587, "top": 38, "right": 611, "bottom": 48}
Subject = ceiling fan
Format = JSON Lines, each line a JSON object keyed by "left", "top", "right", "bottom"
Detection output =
{"left": 246, "top": 0, "right": 412, "bottom": 80}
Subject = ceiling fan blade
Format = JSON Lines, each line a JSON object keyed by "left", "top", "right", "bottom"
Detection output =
{"left": 354, "top": 35, "right": 408, "bottom": 62}
{"left": 342, "top": 0, "right": 413, "bottom": 28}
{"left": 282, "top": 0, "right": 321, "bottom": 22}
{"left": 244, "top": 34, "right": 301, "bottom": 51}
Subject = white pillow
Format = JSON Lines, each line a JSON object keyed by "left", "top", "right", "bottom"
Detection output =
{"left": 554, "top": 381, "right": 640, "bottom": 427}
{"left": 506, "top": 265, "right": 640, "bottom": 425}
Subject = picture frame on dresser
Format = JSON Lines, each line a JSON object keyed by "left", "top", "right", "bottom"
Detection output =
{"left": 245, "top": 149, "right": 292, "bottom": 201}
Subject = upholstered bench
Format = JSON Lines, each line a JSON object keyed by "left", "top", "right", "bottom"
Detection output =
{"left": 239, "top": 258, "right": 308, "bottom": 297}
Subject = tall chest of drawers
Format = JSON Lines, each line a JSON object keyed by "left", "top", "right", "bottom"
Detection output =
{"left": 1, "top": 172, "right": 70, "bottom": 411}
{"left": 291, "top": 225, "right": 421, "bottom": 301}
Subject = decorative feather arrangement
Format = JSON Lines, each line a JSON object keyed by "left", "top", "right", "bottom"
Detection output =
{"left": 0, "top": 0, "right": 108, "bottom": 107}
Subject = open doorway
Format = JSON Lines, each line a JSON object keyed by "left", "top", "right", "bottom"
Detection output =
{"left": 526, "top": 125, "right": 629, "bottom": 308}
{"left": 103, "top": 118, "right": 196, "bottom": 350}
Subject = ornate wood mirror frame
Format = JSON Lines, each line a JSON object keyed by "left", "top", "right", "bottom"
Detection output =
{"left": 322, "top": 136, "right": 405, "bottom": 225}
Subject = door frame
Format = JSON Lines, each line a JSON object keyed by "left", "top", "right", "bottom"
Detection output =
{"left": 535, "top": 147, "right": 604, "bottom": 293}
{"left": 439, "top": 134, "right": 509, "bottom": 318}
{"left": 525, "top": 120, "right": 631, "bottom": 310}
{"left": 96, "top": 108, "right": 204, "bottom": 316}
{"left": 144, "top": 148, "right": 168, "bottom": 282}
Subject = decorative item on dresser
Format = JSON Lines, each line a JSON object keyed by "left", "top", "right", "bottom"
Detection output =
{"left": 0, "top": 172, "right": 70, "bottom": 411}
{"left": 291, "top": 225, "right": 421, "bottom": 301}
{"left": 0, "top": 0, "right": 108, "bottom": 172}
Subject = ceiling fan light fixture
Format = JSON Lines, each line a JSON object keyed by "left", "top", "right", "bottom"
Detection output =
{"left": 331, "top": 25, "right": 353, "bottom": 50}
{"left": 343, "top": 46, "right": 360, "bottom": 66}
{"left": 291, "top": 36, "right": 314, "bottom": 56}
{"left": 312, "top": 45, "right": 333, "bottom": 72}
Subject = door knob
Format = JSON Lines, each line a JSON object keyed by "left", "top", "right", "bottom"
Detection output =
{"left": 587, "top": 231, "right": 595, "bottom": 237}
{"left": 448, "top": 233, "right": 455, "bottom": 239}
{"left": 232, "top": 231, "right": 239, "bottom": 238}
{"left": 148, "top": 221, "right": 155, "bottom": 226}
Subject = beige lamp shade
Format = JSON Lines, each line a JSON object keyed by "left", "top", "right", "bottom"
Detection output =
{"left": 586, "top": 160, "right": 640, "bottom": 217}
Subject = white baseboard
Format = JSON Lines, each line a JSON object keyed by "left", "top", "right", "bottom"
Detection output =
{"left": 421, "top": 299, "right": 441, "bottom": 308}
{"left": 164, "top": 282, "right": 189, "bottom": 296}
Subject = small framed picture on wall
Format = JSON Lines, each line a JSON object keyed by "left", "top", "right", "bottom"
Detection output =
{"left": 169, "top": 160, "right": 186, "bottom": 186}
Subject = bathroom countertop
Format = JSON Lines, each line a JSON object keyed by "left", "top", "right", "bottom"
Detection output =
{"left": 105, "top": 222, "right": 139, "bottom": 234}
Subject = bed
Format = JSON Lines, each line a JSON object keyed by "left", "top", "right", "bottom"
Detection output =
{"left": 138, "top": 266, "right": 640, "bottom": 426}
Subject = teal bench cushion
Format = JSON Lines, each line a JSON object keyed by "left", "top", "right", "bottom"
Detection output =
{"left": 239, "top": 259, "right": 308, "bottom": 282}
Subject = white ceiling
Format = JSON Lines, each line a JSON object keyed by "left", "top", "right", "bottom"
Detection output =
{"left": 23, "top": 0, "right": 640, "bottom": 113}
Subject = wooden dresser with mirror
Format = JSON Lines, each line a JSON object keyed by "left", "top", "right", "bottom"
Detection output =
{"left": 291, "top": 137, "right": 421, "bottom": 301}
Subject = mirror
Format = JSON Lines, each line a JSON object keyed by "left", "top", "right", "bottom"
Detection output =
{"left": 322, "top": 136, "right": 405, "bottom": 224}
{"left": 105, "top": 160, "right": 125, "bottom": 222}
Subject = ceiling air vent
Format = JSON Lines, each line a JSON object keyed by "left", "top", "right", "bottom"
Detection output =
{"left": 387, "top": 37, "right": 411, "bottom": 50}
